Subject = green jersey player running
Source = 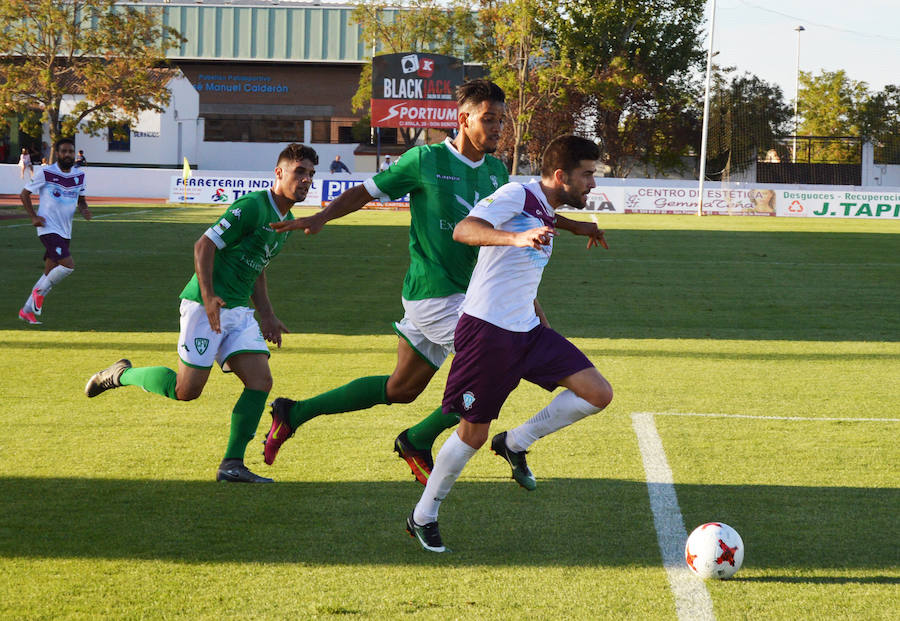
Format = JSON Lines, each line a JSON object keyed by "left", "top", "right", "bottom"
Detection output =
{"left": 264, "top": 81, "right": 605, "bottom": 485}
{"left": 84, "top": 143, "right": 318, "bottom": 483}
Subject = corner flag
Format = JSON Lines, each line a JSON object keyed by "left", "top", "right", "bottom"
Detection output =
{"left": 182, "top": 157, "right": 192, "bottom": 203}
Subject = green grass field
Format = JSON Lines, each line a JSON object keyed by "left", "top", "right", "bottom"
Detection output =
{"left": 1, "top": 205, "right": 898, "bottom": 620}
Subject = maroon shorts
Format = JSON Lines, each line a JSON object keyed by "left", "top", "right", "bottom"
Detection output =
{"left": 442, "top": 314, "right": 594, "bottom": 423}
{"left": 39, "top": 233, "right": 71, "bottom": 261}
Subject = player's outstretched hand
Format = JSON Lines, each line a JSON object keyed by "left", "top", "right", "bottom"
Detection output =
{"left": 259, "top": 314, "right": 289, "bottom": 348}
{"left": 270, "top": 212, "right": 324, "bottom": 235}
{"left": 202, "top": 295, "right": 226, "bottom": 334}
{"left": 515, "top": 225, "right": 556, "bottom": 249}
{"left": 572, "top": 219, "right": 608, "bottom": 249}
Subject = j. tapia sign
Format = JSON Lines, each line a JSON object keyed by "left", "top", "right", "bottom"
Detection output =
{"left": 371, "top": 53, "right": 464, "bottom": 129}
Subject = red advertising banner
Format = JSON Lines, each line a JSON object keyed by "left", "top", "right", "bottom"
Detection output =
{"left": 371, "top": 53, "right": 464, "bottom": 128}
{"left": 370, "top": 99, "right": 459, "bottom": 128}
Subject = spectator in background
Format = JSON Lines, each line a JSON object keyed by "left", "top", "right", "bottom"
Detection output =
{"left": 18, "top": 148, "right": 32, "bottom": 180}
{"left": 75, "top": 150, "right": 87, "bottom": 168}
{"left": 329, "top": 155, "right": 350, "bottom": 174}
{"left": 380, "top": 155, "right": 392, "bottom": 171}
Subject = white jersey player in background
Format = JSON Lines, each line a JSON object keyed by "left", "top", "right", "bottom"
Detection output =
{"left": 18, "top": 137, "right": 91, "bottom": 325}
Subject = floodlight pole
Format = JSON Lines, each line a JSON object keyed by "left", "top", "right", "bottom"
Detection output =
{"left": 697, "top": 0, "right": 717, "bottom": 216}
{"left": 793, "top": 25, "right": 805, "bottom": 163}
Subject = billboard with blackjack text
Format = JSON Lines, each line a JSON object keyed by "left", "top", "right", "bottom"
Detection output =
{"left": 371, "top": 53, "right": 464, "bottom": 129}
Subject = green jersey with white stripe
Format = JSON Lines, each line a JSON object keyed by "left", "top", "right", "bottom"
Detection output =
{"left": 180, "top": 190, "right": 293, "bottom": 308}
{"left": 370, "top": 139, "right": 509, "bottom": 300}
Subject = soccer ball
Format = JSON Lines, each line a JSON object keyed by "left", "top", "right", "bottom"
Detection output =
{"left": 684, "top": 522, "right": 744, "bottom": 579}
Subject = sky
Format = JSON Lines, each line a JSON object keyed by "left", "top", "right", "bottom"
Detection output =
{"left": 709, "top": 0, "right": 900, "bottom": 99}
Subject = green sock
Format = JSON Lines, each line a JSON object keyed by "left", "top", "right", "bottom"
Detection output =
{"left": 119, "top": 366, "right": 178, "bottom": 400}
{"left": 405, "top": 405, "right": 460, "bottom": 451}
{"left": 224, "top": 388, "right": 269, "bottom": 460}
{"left": 289, "top": 375, "right": 389, "bottom": 429}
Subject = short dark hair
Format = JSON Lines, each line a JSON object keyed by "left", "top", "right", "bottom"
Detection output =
{"left": 277, "top": 143, "right": 318, "bottom": 166}
{"left": 540, "top": 135, "right": 600, "bottom": 178}
{"left": 54, "top": 137, "right": 75, "bottom": 152}
{"left": 456, "top": 79, "right": 505, "bottom": 110}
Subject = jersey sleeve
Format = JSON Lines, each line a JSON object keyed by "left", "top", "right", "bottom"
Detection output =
{"left": 24, "top": 168, "right": 45, "bottom": 194}
{"left": 366, "top": 148, "right": 421, "bottom": 200}
{"left": 468, "top": 182, "right": 526, "bottom": 228}
{"left": 204, "top": 201, "right": 257, "bottom": 249}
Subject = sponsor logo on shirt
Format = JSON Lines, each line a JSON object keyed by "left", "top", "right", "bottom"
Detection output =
{"left": 436, "top": 173, "right": 461, "bottom": 181}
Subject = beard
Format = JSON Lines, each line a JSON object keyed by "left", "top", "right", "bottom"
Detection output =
{"left": 560, "top": 187, "right": 588, "bottom": 209}
{"left": 57, "top": 156, "right": 75, "bottom": 169}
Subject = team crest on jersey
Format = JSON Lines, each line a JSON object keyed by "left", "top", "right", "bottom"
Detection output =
{"left": 230, "top": 208, "right": 242, "bottom": 219}
{"left": 194, "top": 338, "right": 209, "bottom": 355}
{"left": 462, "top": 391, "right": 476, "bottom": 410}
{"left": 490, "top": 175, "right": 498, "bottom": 188}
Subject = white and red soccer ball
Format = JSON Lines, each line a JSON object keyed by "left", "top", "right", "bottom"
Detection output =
{"left": 685, "top": 522, "right": 744, "bottom": 579}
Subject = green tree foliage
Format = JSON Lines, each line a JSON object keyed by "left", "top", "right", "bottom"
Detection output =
{"left": 0, "top": 0, "right": 183, "bottom": 155}
{"left": 796, "top": 69, "right": 884, "bottom": 163}
{"left": 859, "top": 85, "right": 900, "bottom": 164}
{"left": 471, "top": 0, "right": 574, "bottom": 175}
{"left": 705, "top": 70, "right": 792, "bottom": 179}
{"left": 554, "top": 0, "right": 707, "bottom": 177}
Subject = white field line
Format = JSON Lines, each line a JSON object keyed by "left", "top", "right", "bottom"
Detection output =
{"left": 632, "top": 412, "right": 716, "bottom": 621}
{"left": 2, "top": 209, "right": 155, "bottom": 228}
{"left": 644, "top": 412, "right": 900, "bottom": 423}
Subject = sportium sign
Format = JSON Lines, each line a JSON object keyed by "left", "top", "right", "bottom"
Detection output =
{"left": 371, "top": 53, "right": 464, "bottom": 128}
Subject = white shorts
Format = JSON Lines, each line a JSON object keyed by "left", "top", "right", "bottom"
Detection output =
{"left": 392, "top": 293, "right": 464, "bottom": 369}
{"left": 178, "top": 299, "right": 269, "bottom": 371}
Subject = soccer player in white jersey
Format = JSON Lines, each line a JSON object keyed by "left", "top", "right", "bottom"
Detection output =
{"left": 262, "top": 82, "right": 606, "bottom": 484}
{"left": 18, "top": 137, "right": 91, "bottom": 325}
{"left": 406, "top": 135, "right": 613, "bottom": 552}
{"left": 84, "top": 144, "right": 317, "bottom": 483}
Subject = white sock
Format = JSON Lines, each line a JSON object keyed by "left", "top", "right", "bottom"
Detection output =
{"left": 46, "top": 265, "right": 73, "bottom": 287}
{"left": 505, "top": 390, "right": 602, "bottom": 453}
{"left": 413, "top": 431, "right": 477, "bottom": 525}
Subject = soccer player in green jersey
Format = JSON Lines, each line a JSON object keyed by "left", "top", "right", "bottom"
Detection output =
{"left": 84, "top": 143, "right": 318, "bottom": 483}
{"left": 263, "top": 81, "right": 606, "bottom": 485}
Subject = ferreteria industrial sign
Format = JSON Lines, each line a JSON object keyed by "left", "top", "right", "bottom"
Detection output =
{"left": 371, "top": 53, "right": 464, "bottom": 128}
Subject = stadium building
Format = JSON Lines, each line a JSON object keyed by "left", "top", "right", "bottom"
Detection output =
{"left": 2, "top": 0, "right": 417, "bottom": 172}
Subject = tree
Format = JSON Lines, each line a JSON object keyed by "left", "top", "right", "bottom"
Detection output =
{"left": 349, "top": 0, "right": 478, "bottom": 146}
{"left": 472, "top": 0, "right": 573, "bottom": 174}
{"left": 0, "top": 0, "right": 183, "bottom": 157}
{"left": 555, "top": 0, "right": 707, "bottom": 177}
{"left": 796, "top": 69, "right": 869, "bottom": 162}
{"left": 858, "top": 84, "right": 900, "bottom": 164}
{"left": 705, "top": 70, "right": 792, "bottom": 179}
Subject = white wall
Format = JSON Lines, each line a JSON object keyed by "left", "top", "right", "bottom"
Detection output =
{"left": 53, "top": 76, "right": 200, "bottom": 168}
{"left": 198, "top": 140, "right": 357, "bottom": 174}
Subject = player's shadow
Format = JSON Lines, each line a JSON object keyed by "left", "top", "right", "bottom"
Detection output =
{"left": 1, "top": 477, "right": 896, "bottom": 569}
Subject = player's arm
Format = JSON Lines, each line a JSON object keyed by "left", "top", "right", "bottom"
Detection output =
{"left": 555, "top": 214, "right": 607, "bottom": 249}
{"left": 194, "top": 236, "right": 225, "bottom": 333}
{"left": 251, "top": 269, "right": 289, "bottom": 348}
{"left": 453, "top": 216, "right": 554, "bottom": 250}
{"left": 271, "top": 183, "right": 374, "bottom": 235}
{"left": 77, "top": 195, "right": 92, "bottom": 221}
{"left": 19, "top": 188, "right": 44, "bottom": 227}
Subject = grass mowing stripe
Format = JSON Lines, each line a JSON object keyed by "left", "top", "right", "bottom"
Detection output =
{"left": 632, "top": 412, "right": 716, "bottom": 621}
{"left": 649, "top": 412, "right": 900, "bottom": 423}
